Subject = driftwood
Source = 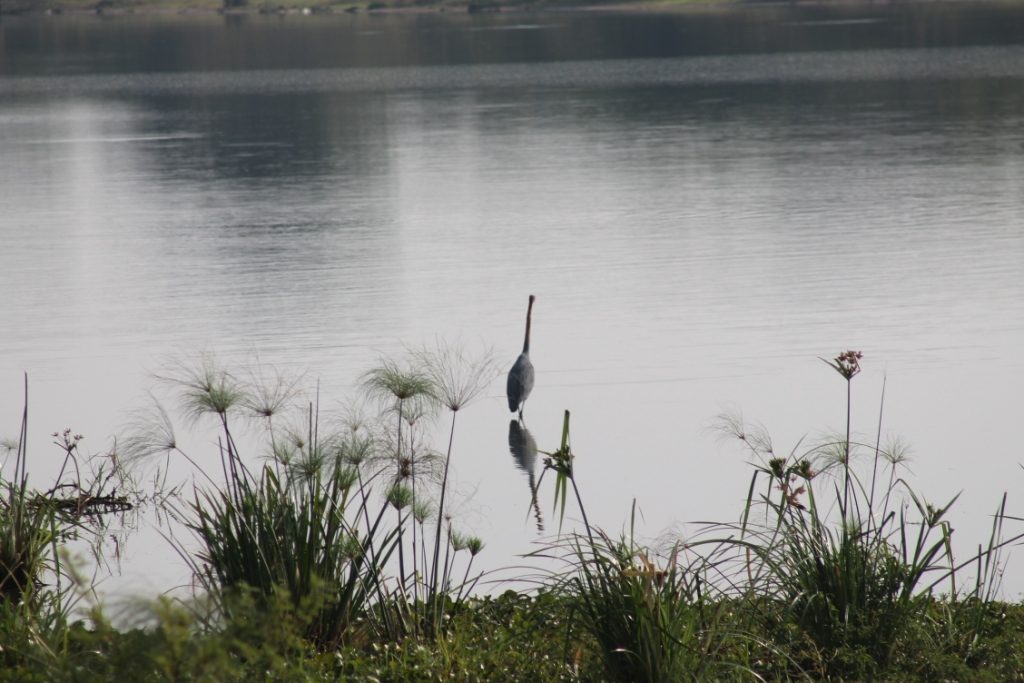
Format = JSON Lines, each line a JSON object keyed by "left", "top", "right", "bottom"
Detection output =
{"left": 48, "top": 493, "right": 134, "bottom": 517}
{"left": 31, "top": 485, "right": 134, "bottom": 519}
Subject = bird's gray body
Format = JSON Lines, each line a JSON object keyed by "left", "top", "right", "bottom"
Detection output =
{"left": 506, "top": 352, "right": 534, "bottom": 413}
{"left": 506, "top": 294, "right": 536, "bottom": 417}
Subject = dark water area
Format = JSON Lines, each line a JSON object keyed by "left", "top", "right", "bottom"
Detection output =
{"left": 1, "top": 3, "right": 1023, "bottom": 599}
{"left": 2, "top": 3, "right": 1024, "bottom": 76}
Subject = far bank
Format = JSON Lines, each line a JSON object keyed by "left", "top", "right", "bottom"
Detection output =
{"left": 5, "top": 0, "right": 1021, "bottom": 18}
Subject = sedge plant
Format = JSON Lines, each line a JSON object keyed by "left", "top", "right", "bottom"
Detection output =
{"left": 141, "top": 349, "right": 497, "bottom": 648}
{"left": 143, "top": 358, "right": 402, "bottom": 648}
{"left": 533, "top": 411, "right": 740, "bottom": 682}
{"left": 718, "top": 351, "right": 1020, "bottom": 678}
{"left": 0, "top": 377, "right": 142, "bottom": 677}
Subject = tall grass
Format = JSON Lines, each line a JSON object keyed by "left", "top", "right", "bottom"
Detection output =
{"left": 716, "top": 351, "right": 1022, "bottom": 678}
{"left": 7, "top": 348, "right": 1024, "bottom": 681}
{"left": 0, "top": 377, "right": 142, "bottom": 679}
{"left": 0, "top": 381, "right": 57, "bottom": 610}
{"left": 137, "top": 346, "right": 497, "bottom": 646}
{"left": 525, "top": 352, "right": 1024, "bottom": 680}
{"left": 360, "top": 343, "right": 498, "bottom": 637}
{"left": 145, "top": 360, "right": 399, "bottom": 647}
{"left": 532, "top": 412, "right": 744, "bottom": 681}
{"left": 1, "top": 376, "right": 138, "bottom": 609}
{"left": 561, "top": 518, "right": 737, "bottom": 681}
{"left": 189, "top": 456, "right": 396, "bottom": 648}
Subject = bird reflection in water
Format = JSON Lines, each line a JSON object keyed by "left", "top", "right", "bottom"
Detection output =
{"left": 508, "top": 419, "right": 544, "bottom": 533}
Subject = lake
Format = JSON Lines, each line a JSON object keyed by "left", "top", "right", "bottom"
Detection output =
{"left": 1, "top": 3, "right": 1023, "bottom": 601}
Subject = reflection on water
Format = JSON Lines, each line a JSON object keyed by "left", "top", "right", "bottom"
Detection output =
{"left": 508, "top": 419, "right": 543, "bottom": 533}
{"left": 1, "top": 7, "right": 1023, "bottom": 598}
{"left": 3, "top": 4, "right": 1024, "bottom": 76}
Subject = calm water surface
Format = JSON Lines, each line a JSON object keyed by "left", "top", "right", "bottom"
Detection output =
{"left": 1, "top": 4, "right": 1024, "bottom": 599}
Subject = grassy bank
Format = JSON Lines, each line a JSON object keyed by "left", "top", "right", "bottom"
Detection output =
{"left": 3, "top": 348, "right": 1024, "bottom": 681}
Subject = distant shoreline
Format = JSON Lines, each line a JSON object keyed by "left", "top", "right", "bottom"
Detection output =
{"left": 3, "top": 0, "right": 1018, "bottom": 18}
{"left": 0, "top": 0, "right": 695, "bottom": 18}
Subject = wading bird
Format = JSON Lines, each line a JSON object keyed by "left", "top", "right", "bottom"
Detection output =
{"left": 506, "top": 294, "right": 535, "bottom": 419}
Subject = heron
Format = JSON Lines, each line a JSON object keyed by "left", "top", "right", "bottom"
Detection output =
{"left": 506, "top": 294, "right": 535, "bottom": 419}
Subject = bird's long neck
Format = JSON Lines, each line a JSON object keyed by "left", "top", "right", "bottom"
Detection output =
{"left": 522, "top": 296, "right": 534, "bottom": 354}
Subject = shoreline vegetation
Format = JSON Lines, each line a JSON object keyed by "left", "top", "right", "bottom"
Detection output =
{"left": 4, "top": 0, "right": 1022, "bottom": 23}
{"left": 4, "top": 349, "right": 1024, "bottom": 681}
{"left": 5, "top": 0, "right": 1010, "bottom": 17}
